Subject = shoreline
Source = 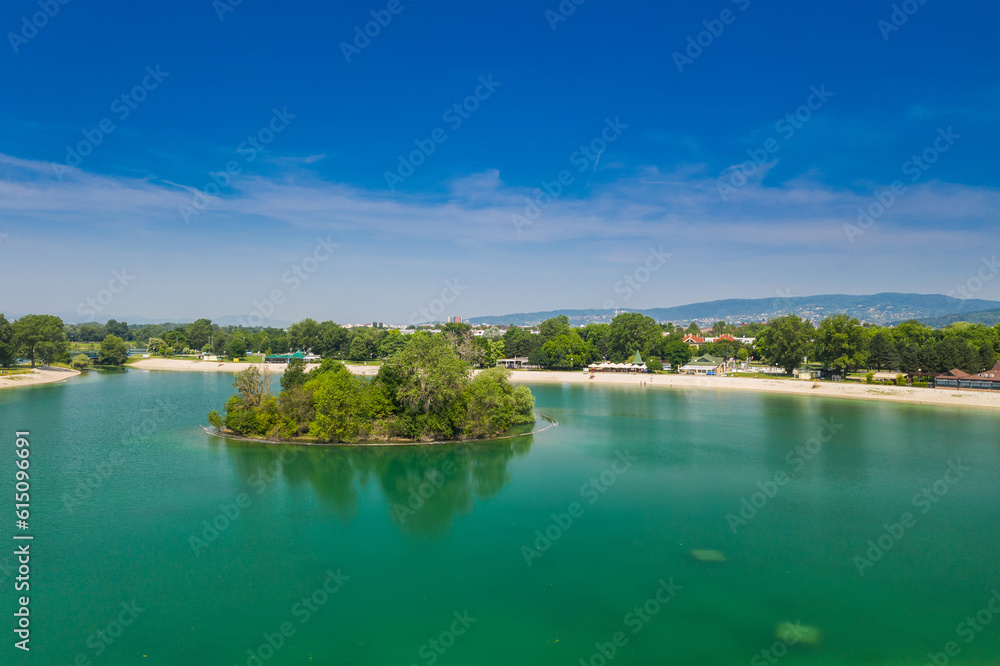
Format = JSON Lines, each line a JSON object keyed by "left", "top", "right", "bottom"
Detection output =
{"left": 0, "top": 366, "right": 81, "bottom": 390}
{"left": 202, "top": 414, "right": 558, "bottom": 448}
{"left": 506, "top": 370, "right": 1000, "bottom": 411}
{"left": 127, "top": 358, "right": 1000, "bottom": 411}
{"left": 129, "top": 358, "right": 379, "bottom": 375}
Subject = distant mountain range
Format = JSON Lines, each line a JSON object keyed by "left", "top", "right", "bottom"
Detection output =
{"left": 918, "top": 308, "right": 1000, "bottom": 328}
{"left": 6, "top": 294, "right": 1000, "bottom": 329}
{"left": 466, "top": 294, "right": 1000, "bottom": 327}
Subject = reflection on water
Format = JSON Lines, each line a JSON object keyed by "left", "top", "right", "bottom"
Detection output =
{"left": 220, "top": 436, "right": 532, "bottom": 536}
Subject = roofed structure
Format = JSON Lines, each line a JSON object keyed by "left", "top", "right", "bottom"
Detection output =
{"left": 936, "top": 362, "right": 1000, "bottom": 390}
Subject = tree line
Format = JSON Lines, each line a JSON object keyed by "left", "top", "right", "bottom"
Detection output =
{"left": 755, "top": 314, "right": 999, "bottom": 376}
{"left": 3, "top": 311, "right": 997, "bottom": 377}
{"left": 498, "top": 312, "right": 999, "bottom": 377}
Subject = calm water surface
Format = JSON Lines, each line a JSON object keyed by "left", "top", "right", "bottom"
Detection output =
{"left": 1, "top": 369, "right": 998, "bottom": 665}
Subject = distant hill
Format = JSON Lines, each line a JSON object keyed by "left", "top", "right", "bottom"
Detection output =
{"left": 918, "top": 308, "right": 1000, "bottom": 328}
{"left": 466, "top": 294, "right": 1000, "bottom": 327}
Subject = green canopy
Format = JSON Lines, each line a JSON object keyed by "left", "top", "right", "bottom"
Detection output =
{"left": 632, "top": 351, "right": 644, "bottom": 365}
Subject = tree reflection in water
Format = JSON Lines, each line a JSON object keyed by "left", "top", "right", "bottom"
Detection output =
{"left": 221, "top": 435, "right": 532, "bottom": 536}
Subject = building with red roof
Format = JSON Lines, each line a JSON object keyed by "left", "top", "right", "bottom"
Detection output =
{"left": 935, "top": 362, "right": 1000, "bottom": 390}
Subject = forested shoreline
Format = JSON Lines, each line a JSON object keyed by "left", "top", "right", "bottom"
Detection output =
{"left": 2, "top": 310, "right": 997, "bottom": 378}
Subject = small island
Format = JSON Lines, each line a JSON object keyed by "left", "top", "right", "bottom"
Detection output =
{"left": 207, "top": 332, "right": 535, "bottom": 444}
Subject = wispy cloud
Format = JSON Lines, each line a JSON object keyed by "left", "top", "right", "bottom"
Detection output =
{"left": 1, "top": 152, "right": 998, "bottom": 320}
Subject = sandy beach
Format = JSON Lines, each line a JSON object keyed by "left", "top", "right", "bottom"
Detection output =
{"left": 507, "top": 370, "right": 1000, "bottom": 411}
{"left": 129, "top": 358, "right": 380, "bottom": 376}
{"left": 0, "top": 365, "right": 81, "bottom": 390}
{"left": 125, "top": 358, "right": 1000, "bottom": 411}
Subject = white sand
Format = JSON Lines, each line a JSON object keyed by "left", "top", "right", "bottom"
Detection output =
{"left": 507, "top": 370, "right": 1000, "bottom": 411}
{"left": 129, "top": 358, "right": 380, "bottom": 376}
{"left": 0, "top": 366, "right": 81, "bottom": 390}
{"left": 124, "top": 359, "right": 1000, "bottom": 411}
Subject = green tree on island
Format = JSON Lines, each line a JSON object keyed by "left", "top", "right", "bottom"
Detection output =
{"left": 209, "top": 332, "right": 534, "bottom": 443}
{"left": 98, "top": 335, "right": 129, "bottom": 365}
{"left": 280, "top": 357, "right": 309, "bottom": 392}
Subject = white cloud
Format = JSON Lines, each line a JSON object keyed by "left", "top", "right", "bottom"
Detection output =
{"left": 1, "top": 152, "right": 998, "bottom": 321}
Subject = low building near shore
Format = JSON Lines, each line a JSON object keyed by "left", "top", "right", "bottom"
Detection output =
{"left": 935, "top": 362, "right": 1000, "bottom": 390}
{"left": 497, "top": 357, "right": 533, "bottom": 370}
{"left": 679, "top": 355, "right": 732, "bottom": 376}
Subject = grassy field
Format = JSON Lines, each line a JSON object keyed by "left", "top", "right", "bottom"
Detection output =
{"left": 0, "top": 367, "right": 34, "bottom": 376}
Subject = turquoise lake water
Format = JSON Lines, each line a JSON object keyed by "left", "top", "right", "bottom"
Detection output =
{"left": 1, "top": 369, "right": 999, "bottom": 665}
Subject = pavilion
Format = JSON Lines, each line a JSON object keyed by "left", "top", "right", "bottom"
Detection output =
{"left": 935, "top": 361, "right": 1000, "bottom": 390}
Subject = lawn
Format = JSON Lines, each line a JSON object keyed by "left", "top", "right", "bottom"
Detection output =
{"left": 0, "top": 367, "right": 34, "bottom": 376}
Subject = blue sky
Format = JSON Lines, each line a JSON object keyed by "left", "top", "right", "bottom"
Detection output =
{"left": 1, "top": 0, "right": 998, "bottom": 324}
